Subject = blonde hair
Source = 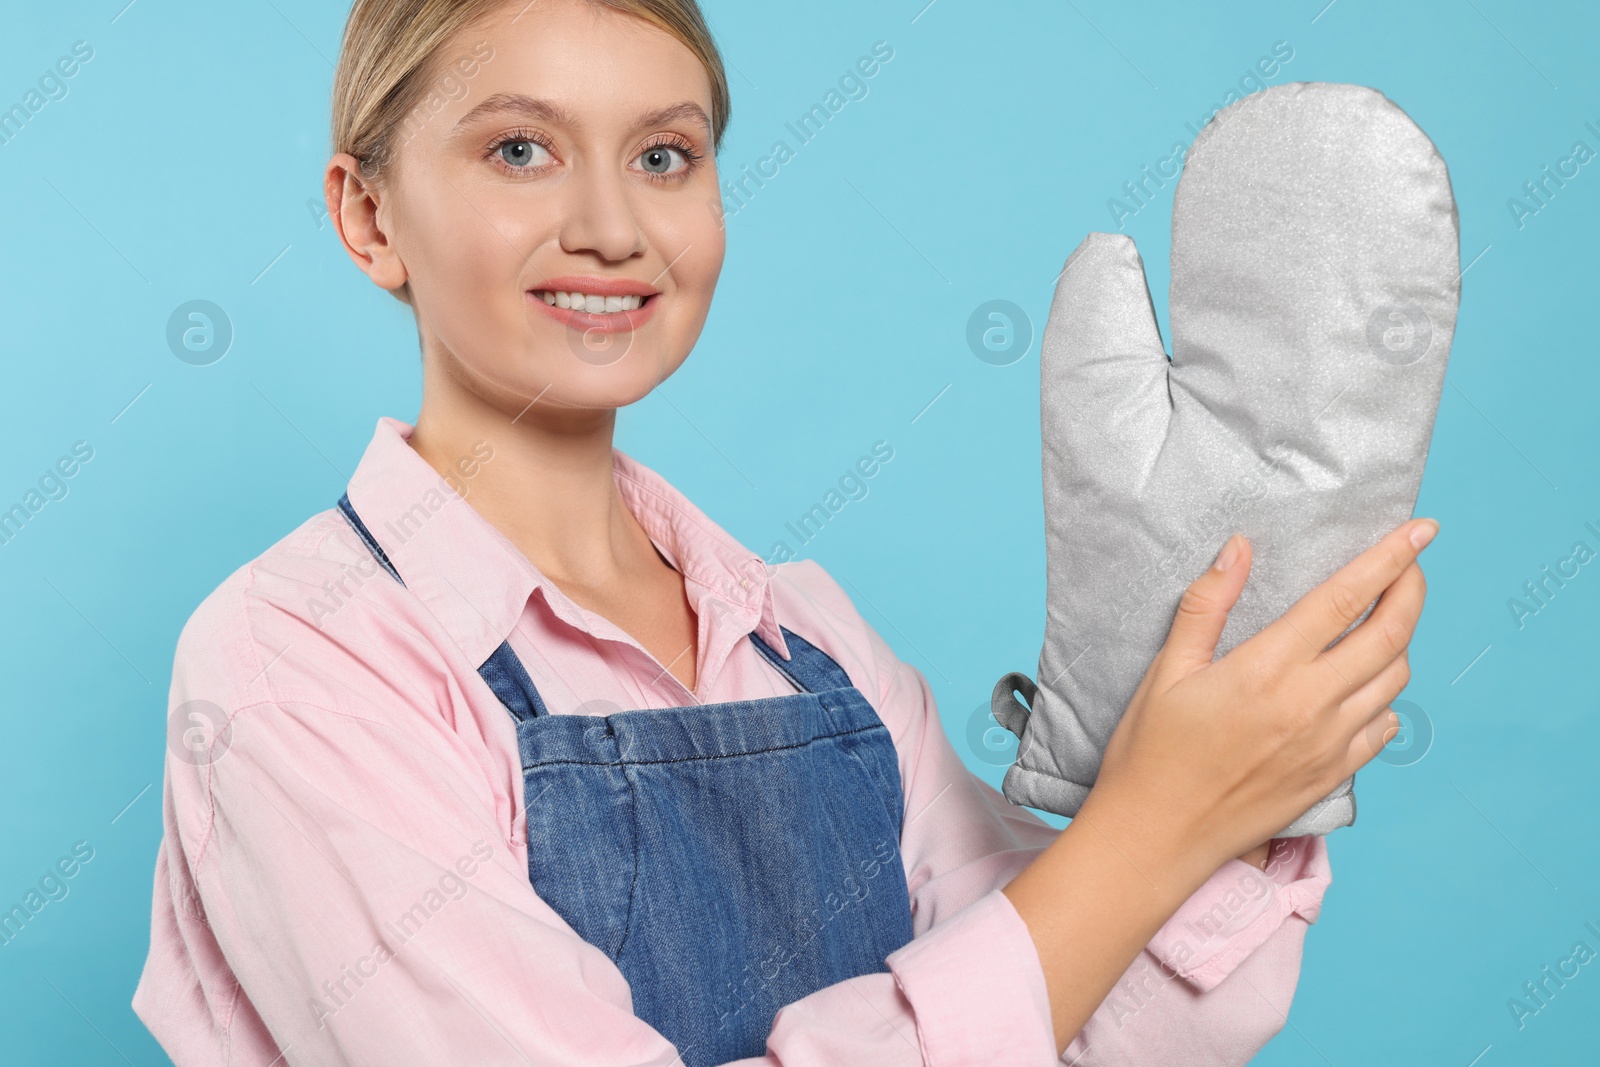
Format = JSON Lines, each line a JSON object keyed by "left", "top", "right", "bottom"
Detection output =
{"left": 332, "top": 0, "right": 730, "bottom": 173}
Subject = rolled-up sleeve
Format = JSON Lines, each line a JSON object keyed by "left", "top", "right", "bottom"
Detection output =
{"left": 1062, "top": 835, "right": 1330, "bottom": 1066}
{"left": 1145, "top": 835, "right": 1330, "bottom": 994}
{"left": 882, "top": 889, "right": 1059, "bottom": 1064}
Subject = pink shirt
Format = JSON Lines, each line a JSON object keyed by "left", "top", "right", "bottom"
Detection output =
{"left": 133, "top": 415, "right": 1331, "bottom": 1066}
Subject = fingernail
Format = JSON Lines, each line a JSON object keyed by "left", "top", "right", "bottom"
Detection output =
{"left": 1213, "top": 534, "right": 1241, "bottom": 572}
{"left": 1409, "top": 519, "right": 1439, "bottom": 551}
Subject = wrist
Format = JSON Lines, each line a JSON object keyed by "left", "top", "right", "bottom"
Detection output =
{"left": 1070, "top": 791, "right": 1220, "bottom": 905}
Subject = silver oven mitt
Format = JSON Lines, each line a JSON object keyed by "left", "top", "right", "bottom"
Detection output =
{"left": 991, "top": 82, "right": 1458, "bottom": 838}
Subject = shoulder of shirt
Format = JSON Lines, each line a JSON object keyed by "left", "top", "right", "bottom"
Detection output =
{"left": 171, "top": 505, "right": 422, "bottom": 716}
{"left": 165, "top": 506, "right": 496, "bottom": 877}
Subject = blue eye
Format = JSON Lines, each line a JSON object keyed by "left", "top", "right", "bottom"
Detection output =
{"left": 638, "top": 145, "right": 685, "bottom": 175}
{"left": 497, "top": 139, "right": 549, "bottom": 168}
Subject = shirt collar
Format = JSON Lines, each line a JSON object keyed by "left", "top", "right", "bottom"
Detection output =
{"left": 343, "top": 416, "right": 789, "bottom": 670}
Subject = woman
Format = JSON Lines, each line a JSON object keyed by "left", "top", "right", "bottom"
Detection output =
{"left": 132, "top": 1, "right": 1432, "bottom": 1063}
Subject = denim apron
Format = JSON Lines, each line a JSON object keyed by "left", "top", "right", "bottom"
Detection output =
{"left": 338, "top": 494, "right": 917, "bottom": 1065}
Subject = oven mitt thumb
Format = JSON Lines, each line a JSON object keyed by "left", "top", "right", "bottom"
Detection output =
{"left": 991, "top": 82, "right": 1458, "bottom": 838}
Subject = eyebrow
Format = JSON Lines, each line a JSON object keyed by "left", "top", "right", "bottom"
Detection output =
{"left": 450, "top": 93, "right": 711, "bottom": 138}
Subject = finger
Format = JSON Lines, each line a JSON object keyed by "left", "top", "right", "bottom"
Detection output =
{"left": 1344, "top": 646, "right": 1408, "bottom": 739}
{"left": 1343, "top": 698, "right": 1404, "bottom": 773}
{"left": 1159, "top": 533, "right": 1253, "bottom": 677}
{"left": 1322, "top": 562, "right": 1426, "bottom": 689}
{"left": 1269, "top": 517, "right": 1438, "bottom": 659}
{"left": 1336, "top": 654, "right": 1410, "bottom": 773}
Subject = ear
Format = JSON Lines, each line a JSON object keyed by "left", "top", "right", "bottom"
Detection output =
{"left": 325, "top": 152, "right": 408, "bottom": 293}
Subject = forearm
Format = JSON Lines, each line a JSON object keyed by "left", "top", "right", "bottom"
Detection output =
{"left": 1002, "top": 799, "right": 1219, "bottom": 1056}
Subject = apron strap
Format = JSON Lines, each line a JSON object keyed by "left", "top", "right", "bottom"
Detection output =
{"left": 479, "top": 640, "right": 550, "bottom": 722}
{"left": 747, "top": 628, "right": 858, "bottom": 696}
{"left": 337, "top": 492, "right": 549, "bottom": 719}
{"left": 337, "top": 493, "right": 404, "bottom": 586}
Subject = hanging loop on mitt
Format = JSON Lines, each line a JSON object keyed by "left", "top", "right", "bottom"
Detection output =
{"left": 990, "top": 671, "right": 1038, "bottom": 740}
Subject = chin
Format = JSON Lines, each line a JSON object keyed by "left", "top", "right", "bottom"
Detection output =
{"left": 537, "top": 346, "right": 687, "bottom": 411}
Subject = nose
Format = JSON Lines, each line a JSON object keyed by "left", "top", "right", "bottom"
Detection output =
{"left": 557, "top": 162, "right": 648, "bottom": 263}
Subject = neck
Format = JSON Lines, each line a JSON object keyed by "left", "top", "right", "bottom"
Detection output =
{"left": 407, "top": 346, "right": 643, "bottom": 588}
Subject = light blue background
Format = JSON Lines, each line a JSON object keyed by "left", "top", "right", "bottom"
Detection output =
{"left": 2, "top": 0, "right": 1596, "bottom": 1063}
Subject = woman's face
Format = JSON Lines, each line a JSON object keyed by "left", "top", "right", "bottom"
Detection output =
{"left": 353, "top": 0, "right": 725, "bottom": 413}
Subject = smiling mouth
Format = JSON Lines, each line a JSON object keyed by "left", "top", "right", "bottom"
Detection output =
{"left": 532, "top": 289, "right": 653, "bottom": 315}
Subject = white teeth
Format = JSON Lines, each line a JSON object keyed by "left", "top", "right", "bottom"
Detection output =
{"left": 537, "top": 291, "right": 647, "bottom": 314}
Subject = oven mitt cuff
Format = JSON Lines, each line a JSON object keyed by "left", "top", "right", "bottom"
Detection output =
{"left": 994, "top": 82, "right": 1458, "bottom": 839}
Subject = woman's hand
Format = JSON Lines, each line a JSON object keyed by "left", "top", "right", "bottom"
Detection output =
{"left": 1084, "top": 517, "right": 1435, "bottom": 887}
{"left": 1003, "top": 518, "right": 1434, "bottom": 1054}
